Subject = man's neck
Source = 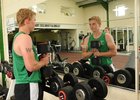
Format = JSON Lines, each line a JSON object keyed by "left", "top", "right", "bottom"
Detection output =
{"left": 93, "top": 31, "right": 101, "bottom": 38}
{"left": 19, "top": 26, "right": 30, "bottom": 34}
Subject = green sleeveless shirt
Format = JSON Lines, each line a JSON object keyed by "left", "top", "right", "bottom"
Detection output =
{"left": 12, "top": 32, "right": 41, "bottom": 84}
{"left": 88, "top": 31, "right": 112, "bottom": 67}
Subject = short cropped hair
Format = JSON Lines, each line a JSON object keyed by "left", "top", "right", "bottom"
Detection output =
{"left": 105, "top": 27, "right": 110, "bottom": 31}
{"left": 16, "top": 8, "right": 36, "bottom": 26}
{"left": 89, "top": 16, "right": 101, "bottom": 26}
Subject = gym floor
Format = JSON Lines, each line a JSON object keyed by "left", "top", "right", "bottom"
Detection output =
{"left": 59, "top": 51, "right": 129, "bottom": 69}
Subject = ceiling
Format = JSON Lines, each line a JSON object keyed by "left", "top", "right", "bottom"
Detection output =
{"left": 74, "top": 0, "right": 114, "bottom": 7}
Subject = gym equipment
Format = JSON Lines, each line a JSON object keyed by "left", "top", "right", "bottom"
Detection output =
{"left": 103, "top": 51, "right": 135, "bottom": 88}
{"left": 37, "top": 42, "right": 63, "bottom": 95}
{"left": 74, "top": 78, "right": 108, "bottom": 100}
{"left": 58, "top": 73, "right": 78, "bottom": 100}
{"left": 102, "top": 73, "right": 114, "bottom": 85}
{"left": 63, "top": 63, "right": 73, "bottom": 74}
{"left": 72, "top": 59, "right": 88, "bottom": 76}
{"left": 51, "top": 44, "right": 68, "bottom": 71}
{"left": 0, "top": 84, "right": 8, "bottom": 100}
{"left": 113, "top": 51, "right": 135, "bottom": 88}
{"left": 47, "top": 73, "right": 78, "bottom": 96}
{"left": 58, "top": 86, "right": 75, "bottom": 100}
{"left": 90, "top": 40, "right": 101, "bottom": 65}
{"left": 92, "top": 65, "right": 113, "bottom": 79}
{"left": 0, "top": 61, "right": 14, "bottom": 79}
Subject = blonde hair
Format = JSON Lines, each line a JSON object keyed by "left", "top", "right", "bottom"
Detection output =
{"left": 89, "top": 16, "right": 101, "bottom": 25}
{"left": 16, "top": 8, "right": 36, "bottom": 25}
{"left": 105, "top": 27, "right": 110, "bottom": 31}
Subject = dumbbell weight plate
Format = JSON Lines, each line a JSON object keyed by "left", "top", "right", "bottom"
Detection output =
{"left": 102, "top": 73, "right": 114, "bottom": 85}
{"left": 92, "top": 66, "right": 106, "bottom": 78}
{"left": 82, "top": 63, "right": 93, "bottom": 77}
{"left": 40, "top": 66, "right": 53, "bottom": 78}
{"left": 102, "top": 65, "right": 114, "bottom": 73}
{"left": 63, "top": 73, "right": 78, "bottom": 87}
{"left": 91, "top": 57, "right": 101, "bottom": 65}
{"left": 88, "top": 78, "right": 108, "bottom": 99}
{"left": 74, "top": 82, "right": 95, "bottom": 100}
{"left": 58, "top": 86, "right": 74, "bottom": 100}
{"left": 114, "top": 69, "right": 132, "bottom": 87}
{"left": 125, "top": 67, "right": 135, "bottom": 84}
{"left": 125, "top": 67, "right": 135, "bottom": 89}
{"left": 50, "top": 76, "right": 64, "bottom": 95}
{"left": 72, "top": 62, "right": 84, "bottom": 76}
{"left": 64, "top": 63, "right": 73, "bottom": 74}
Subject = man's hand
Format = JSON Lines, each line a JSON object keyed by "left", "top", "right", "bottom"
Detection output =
{"left": 40, "top": 53, "right": 50, "bottom": 66}
{"left": 92, "top": 49, "right": 101, "bottom": 57}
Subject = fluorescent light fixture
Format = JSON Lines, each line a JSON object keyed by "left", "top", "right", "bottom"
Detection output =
{"left": 113, "top": 5, "right": 128, "bottom": 16}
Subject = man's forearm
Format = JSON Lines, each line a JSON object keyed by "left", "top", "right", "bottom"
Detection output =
{"left": 82, "top": 51, "right": 93, "bottom": 59}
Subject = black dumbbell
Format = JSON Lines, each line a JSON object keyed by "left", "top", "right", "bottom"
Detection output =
{"left": 58, "top": 86, "right": 75, "bottom": 100}
{"left": 63, "top": 63, "right": 73, "bottom": 74}
{"left": 0, "top": 61, "right": 14, "bottom": 79}
{"left": 49, "top": 73, "right": 78, "bottom": 96}
{"left": 113, "top": 69, "right": 132, "bottom": 87}
{"left": 58, "top": 73, "right": 78, "bottom": 100}
{"left": 102, "top": 73, "right": 114, "bottom": 85}
{"left": 72, "top": 59, "right": 88, "bottom": 76}
{"left": 90, "top": 40, "right": 101, "bottom": 65}
{"left": 74, "top": 78, "right": 108, "bottom": 100}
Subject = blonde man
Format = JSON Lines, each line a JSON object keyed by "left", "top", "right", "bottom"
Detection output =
{"left": 82, "top": 16, "right": 117, "bottom": 71}
{"left": 12, "top": 8, "right": 49, "bottom": 100}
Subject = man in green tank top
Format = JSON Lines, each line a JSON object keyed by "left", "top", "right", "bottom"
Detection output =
{"left": 12, "top": 8, "right": 49, "bottom": 100}
{"left": 81, "top": 16, "right": 117, "bottom": 71}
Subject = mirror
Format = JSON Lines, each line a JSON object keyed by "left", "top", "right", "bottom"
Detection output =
{"left": 5, "top": 0, "right": 138, "bottom": 99}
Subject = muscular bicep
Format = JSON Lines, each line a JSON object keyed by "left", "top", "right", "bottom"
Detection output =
{"left": 106, "top": 33, "right": 117, "bottom": 52}
{"left": 19, "top": 35, "right": 37, "bottom": 71}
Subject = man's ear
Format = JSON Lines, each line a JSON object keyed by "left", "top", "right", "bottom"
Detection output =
{"left": 24, "top": 18, "right": 30, "bottom": 24}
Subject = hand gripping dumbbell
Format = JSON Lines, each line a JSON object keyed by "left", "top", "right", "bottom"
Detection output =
{"left": 37, "top": 42, "right": 62, "bottom": 95}
{"left": 90, "top": 40, "right": 101, "bottom": 65}
{"left": 72, "top": 59, "right": 88, "bottom": 76}
{"left": 73, "top": 77, "right": 108, "bottom": 100}
{"left": 58, "top": 73, "right": 78, "bottom": 100}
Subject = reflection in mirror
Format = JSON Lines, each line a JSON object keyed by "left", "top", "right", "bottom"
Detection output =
{"left": 6, "top": 0, "right": 138, "bottom": 100}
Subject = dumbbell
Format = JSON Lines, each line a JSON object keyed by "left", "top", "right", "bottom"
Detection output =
{"left": 43, "top": 73, "right": 78, "bottom": 96}
{"left": 90, "top": 40, "right": 101, "bottom": 65}
{"left": 58, "top": 73, "right": 78, "bottom": 99}
{"left": 102, "top": 73, "right": 114, "bottom": 85}
{"left": 63, "top": 63, "right": 73, "bottom": 74}
{"left": 72, "top": 59, "right": 88, "bottom": 76}
{"left": 37, "top": 42, "right": 56, "bottom": 77}
{"left": 0, "top": 61, "right": 14, "bottom": 79}
{"left": 73, "top": 78, "right": 108, "bottom": 100}
{"left": 113, "top": 67, "right": 135, "bottom": 88}
{"left": 92, "top": 65, "right": 113, "bottom": 79}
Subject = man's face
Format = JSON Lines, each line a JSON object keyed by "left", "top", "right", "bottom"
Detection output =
{"left": 28, "top": 15, "right": 36, "bottom": 32}
{"left": 89, "top": 20, "right": 100, "bottom": 33}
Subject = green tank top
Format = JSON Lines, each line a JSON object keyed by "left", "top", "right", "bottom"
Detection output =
{"left": 12, "top": 32, "right": 41, "bottom": 84}
{"left": 88, "top": 31, "right": 112, "bottom": 67}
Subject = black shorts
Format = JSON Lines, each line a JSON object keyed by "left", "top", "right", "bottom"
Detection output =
{"left": 14, "top": 83, "right": 43, "bottom": 100}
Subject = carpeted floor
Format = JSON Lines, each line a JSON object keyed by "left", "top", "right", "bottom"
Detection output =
{"left": 58, "top": 51, "right": 129, "bottom": 69}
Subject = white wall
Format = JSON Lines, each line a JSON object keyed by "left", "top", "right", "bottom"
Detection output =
{"left": 34, "top": 0, "right": 84, "bottom": 24}
{"left": 83, "top": 0, "right": 134, "bottom": 29}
